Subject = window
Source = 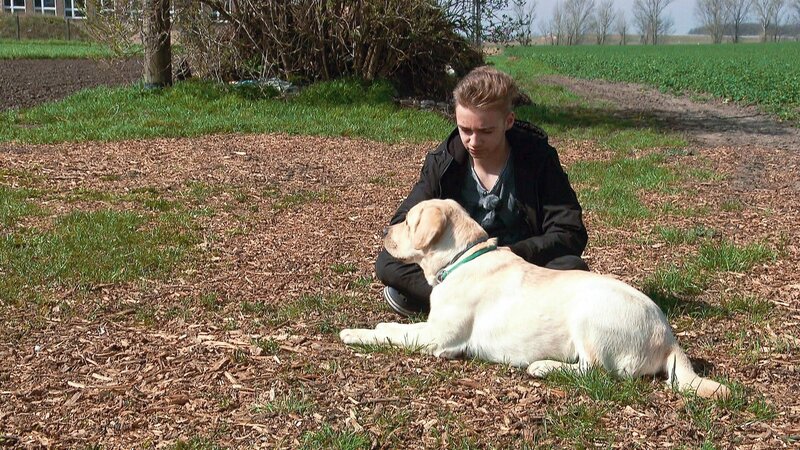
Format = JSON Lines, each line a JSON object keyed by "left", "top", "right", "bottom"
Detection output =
{"left": 3, "top": 0, "right": 26, "bottom": 14}
{"left": 34, "top": 0, "right": 56, "bottom": 15}
{"left": 64, "top": 0, "right": 85, "bottom": 18}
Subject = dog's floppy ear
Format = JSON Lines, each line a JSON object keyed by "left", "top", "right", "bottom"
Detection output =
{"left": 412, "top": 204, "right": 447, "bottom": 250}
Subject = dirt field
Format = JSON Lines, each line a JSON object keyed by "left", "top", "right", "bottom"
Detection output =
{"left": 0, "top": 58, "right": 142, "bottom": 111}
{"left": 1, "top": 59, "right": 799, "bottom": 448}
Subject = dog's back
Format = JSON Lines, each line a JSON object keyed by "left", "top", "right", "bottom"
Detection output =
{"left": 437, "top": 248, "right": 729, "bottom": 399}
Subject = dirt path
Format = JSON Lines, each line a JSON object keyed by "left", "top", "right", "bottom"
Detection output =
{"left": 540, "top": 75, "right": 800, "bottom": 151}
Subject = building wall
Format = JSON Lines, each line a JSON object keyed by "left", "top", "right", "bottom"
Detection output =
{"left": 1, "top": 0, "right": 95, "bottom": 18}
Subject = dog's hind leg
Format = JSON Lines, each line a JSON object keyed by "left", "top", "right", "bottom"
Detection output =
{"left": 526, "top": 360, "right": 581, "bottom": 378}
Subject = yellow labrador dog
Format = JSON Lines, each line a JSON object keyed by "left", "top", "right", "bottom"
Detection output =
{"left": 340, "top": 199, "right": 730, "bottom": 399}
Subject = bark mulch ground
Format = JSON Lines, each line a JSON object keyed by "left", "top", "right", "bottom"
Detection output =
{"left": 0, "top": 61, "right": 799, "bottom": 448}
{"left": 0, "top": 133, "right": 798, "bottom": 448}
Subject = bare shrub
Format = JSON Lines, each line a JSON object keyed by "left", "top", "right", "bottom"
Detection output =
{"left": 89, "top": 0, "right": 483, "bottom": 99}
{"left": 84, "top": 0, "right": 143, "bottom": 58}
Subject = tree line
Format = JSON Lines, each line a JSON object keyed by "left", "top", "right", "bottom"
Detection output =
{"left": 466, "top": 0, "right": 800, "bottom": 45}
{"left": 98, "top": 0, "right": 800, "bottom": 89}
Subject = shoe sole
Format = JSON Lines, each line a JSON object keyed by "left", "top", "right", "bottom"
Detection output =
{"left": 383, "top": 288, "right": 418, "bottom": 318}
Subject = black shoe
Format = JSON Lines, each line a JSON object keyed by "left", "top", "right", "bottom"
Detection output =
{"left": 383, "top": 286, "right": 423, "bottom": 318}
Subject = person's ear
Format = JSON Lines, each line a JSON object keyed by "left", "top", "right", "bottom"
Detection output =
{"left": 505, "top": 111, "right": 515, "bottom": 130}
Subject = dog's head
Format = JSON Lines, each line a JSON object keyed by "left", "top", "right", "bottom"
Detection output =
{"left": 384, "top": 199, "right": 489, "bottom": 285}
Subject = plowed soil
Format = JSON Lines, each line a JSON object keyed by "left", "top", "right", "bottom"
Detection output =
{"left": 0, "top": 58, "right": 142, "bottom": 111}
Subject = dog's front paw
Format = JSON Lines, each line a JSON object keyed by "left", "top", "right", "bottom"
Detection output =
{"left": 339, "top": 328, "right": 371, "bottom": 345}
{"left": 339, "top": 329, "right": 358, "bottom": 344}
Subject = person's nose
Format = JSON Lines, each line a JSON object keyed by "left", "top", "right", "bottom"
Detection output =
{"left": 471, "top": 134, "right": 482, "bottom": 147}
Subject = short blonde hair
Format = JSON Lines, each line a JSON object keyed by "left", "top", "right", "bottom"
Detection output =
{"left": 453, "top": 66, "right": 519, "bottom": 113}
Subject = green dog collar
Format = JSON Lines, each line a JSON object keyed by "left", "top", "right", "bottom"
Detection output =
{"left": 434, "top": 244, "right": 497, "bottom": 285}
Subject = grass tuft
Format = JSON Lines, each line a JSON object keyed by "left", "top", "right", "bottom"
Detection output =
{"left": 170, "top": 436, "right": 226, "bottom": 450}
{"left": 696, "top": 240, "right": 775, "bottom": 272}
{"left": 251, "top": 391, "right": 315, "bottom": 415}
{"left": 656, "top": 225, "right": 716, "bottom": 245}
{"left": 544, "top": 367, "right": 651, "bottom": 404}
{"left": 300, "top": 424, "right": 371, "bottom": 450}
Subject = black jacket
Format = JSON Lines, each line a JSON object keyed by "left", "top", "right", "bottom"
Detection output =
{"left": 390, "top": 120, "right": 588, "bottom": 267}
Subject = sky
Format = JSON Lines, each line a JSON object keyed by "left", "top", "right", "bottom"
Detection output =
{"left": 520, "top": 0, "right": 699, "bottom": 35}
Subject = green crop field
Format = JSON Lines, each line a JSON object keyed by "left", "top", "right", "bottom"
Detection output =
{"left": 0, "top": 39, "right": 116, "bottom": 59}
{"left": 504, "top": 42, "right": 800, "bottom": 122}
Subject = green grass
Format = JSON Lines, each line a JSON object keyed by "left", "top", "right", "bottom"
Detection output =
{"left": 490, "top": 54, "right": 687, "bottom": 152}
{"left": 696, "top": 240, "right": 775, "bottom": 272}
{"left": 544, "top": 367, "right": 653, "bottom": 405}
{"left": 0, "top": 185, "right": 42, "bottom": 226}
{"left": 239, "top": 292, "right": 353, "bottom": 334}
{"left": 331, "top": 263, "right": 357, "bottom": 274}
{"left": 502, "top": 42, "right": 800, "bottom": 122}
{"left": 0, "top": 79, "right": 451, "bottom": 144}
{"left": 0, "top": 209, "right": 197, "bottom": 304}
{"left": 300, "top": 424, "right": 371, "bottom": 450}
{"left": 0, "top": 39, "right": 116, "bottom": 59}
{"left": 251, "top": 391, "right": 315, "bottom": 415}
{"left": 2, "top": 53, "right": 691, "bottom": 150}
{"left": 681, "top": 380, "right": 776, "bottom": 442}
{"left": 272, "top": 190, "right": 336, "bottom": 211}
{"left": 656, "top": 225, "right": 716, "bottom": 245}
{"left": 541, "top": 403, "right": 611, "bottom": 445}
{"left": 253, "top": 337, "right": 280, "bottom": 355}
{"left": 569, "top": 152, "right": 679, "bottom": 225}
{"left": 719, "top": 294, "right": 773, "bottom": 322}
{"left": 170, "top": 436, "right": 226, "bottom": 450}
{"left": 642, "top": 239, "right": 775, "bottom": 318}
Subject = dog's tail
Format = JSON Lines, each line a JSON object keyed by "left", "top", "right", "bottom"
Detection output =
{"left": 665, "top": 344, "right": 730, "bottom": 400}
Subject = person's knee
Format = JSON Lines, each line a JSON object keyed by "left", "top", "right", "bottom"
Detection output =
{"left": 545, "top": 255, "right": 589, "bottom": 271}
{"left": 375, "top": 250, "right": 395, "bottom": 285}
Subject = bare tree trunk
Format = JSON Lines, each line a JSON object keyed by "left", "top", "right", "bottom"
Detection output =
{"left": 143, "top": 0, "right": 172, "bottom": 87}
{"left": 473, "top": 0, "right": 483, "bottom": 46}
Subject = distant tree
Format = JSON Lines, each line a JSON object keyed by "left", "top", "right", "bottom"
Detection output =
{"left": 795, "top": 0, "right": 800, "bottom": 37}
{"left": 616, "top": 9, "right": 629, "bottom": 44}
{"left": 593, "top": 0, "right": 616, "bottom": 44}
{"left": 770, "top": 0, "right": 788, "bottom": 40}
{"left": 752, "top": 0, "right": 783, "bottom": 41}
{"left": 438, "top": 0, "right": 512, "bottom": 46}
{"left": 541, "top": 1, "right": 567, "bottom": 44}
{"left": 510, "top": 0, "right": 537, "bottom": 45}
{"left": 563, "top": 0, "right": 596, "bottom": 44}
{"left": 725, "top": 0, "right": 752, "bottom": 43}
{"left": 633, "top": 0, "right": 675, "bottom": 44}
{"left": 795, "top": 0, "right": 800, "bottom": 22}
{"left": 696, "top": 0, "right": 729, "bottom": 43}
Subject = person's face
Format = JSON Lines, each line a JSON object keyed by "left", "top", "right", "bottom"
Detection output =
{"left": 455, "top": 103, "right": 515, "bottom": 160}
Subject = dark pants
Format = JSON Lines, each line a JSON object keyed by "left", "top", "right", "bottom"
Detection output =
{"left": 375, "top": 249, "right": 589, "bottom": 312}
